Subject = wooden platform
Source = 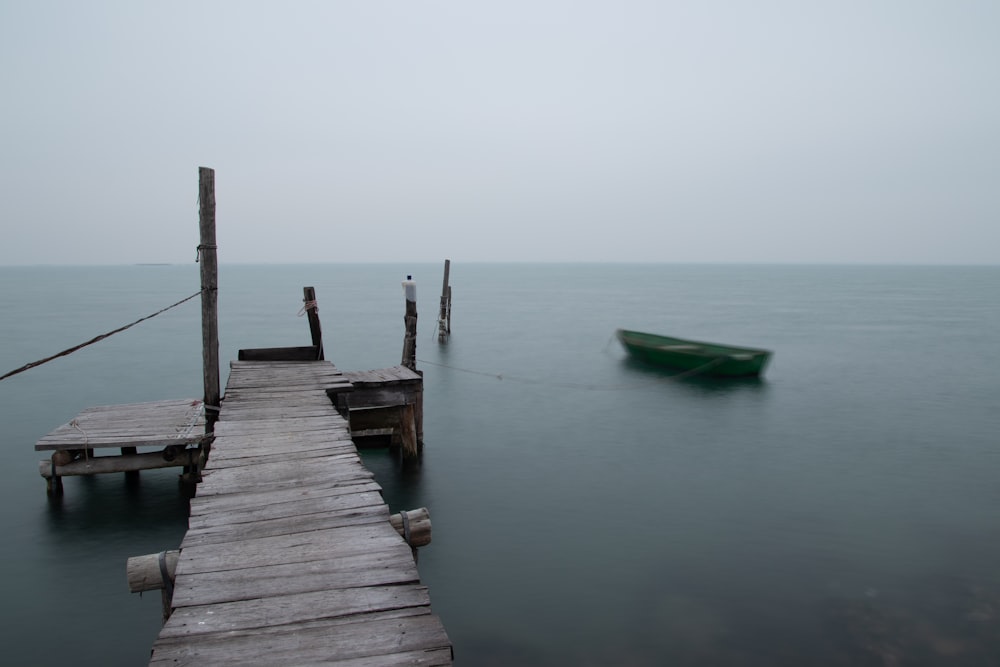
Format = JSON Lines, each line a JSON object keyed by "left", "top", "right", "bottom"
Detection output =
{"left": 148, "top": 360, "right": 452, "bottom": 666}
{"left": 35, "top": 398, "right": 208, "bottom": 493}
{"left": 340, "top": 366, "right": 424, "bottom": 454}
{"left": 35, "top": 398, "right": 207, "bottom": 451}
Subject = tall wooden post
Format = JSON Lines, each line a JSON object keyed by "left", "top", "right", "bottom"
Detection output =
{"left": 437, "top": 259, "right": 451, "bottom": 343}
{"left": 198, "top": 166, "right": 220, "bottom": 448}
{"left": 401, "top": 276, "right": 417, "bottom": 371}
{"left": 302, "top": 286, "right": 324, "bottom": 360}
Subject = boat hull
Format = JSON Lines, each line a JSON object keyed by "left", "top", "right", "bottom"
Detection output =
{"left": 616, "top": 329, "right": 772, "bottom": 377}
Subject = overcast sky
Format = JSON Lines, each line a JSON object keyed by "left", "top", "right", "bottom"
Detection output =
{"left": 2, "top": 1, "right": 997, "bottom": 265}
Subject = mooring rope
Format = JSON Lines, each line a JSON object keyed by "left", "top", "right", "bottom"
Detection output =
{"left": 70, "top": 418, "right": 90, "bottom": 461}
{"left": 296, "top": 300, "right": 318, "bottom": 317}
{"left": 414, "top": 355, "right": 728, "bottom": 391}
{"left": 0, "top": 290, "right": 203, "bottom": 382}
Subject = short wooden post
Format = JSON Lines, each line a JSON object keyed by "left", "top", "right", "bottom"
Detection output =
{"left": 302, "top": 286, "right": 324, "bottom": 360}
{"left": 401, "top": 276, "right": 417, "bottom": 372}
{"left": 47, "top": 453, "right": 63, "bottom": 497}
{"left": 121, "top": 446, "right": 139, "bottom": 482}
{"left": 399, "top": 403, "right": 418, "bottom": 459}
{"left": 437, "top": 259, "right": 451, "bottom": 343}
{"left": 198, "top": 167, "right": 220, "bottom": 480}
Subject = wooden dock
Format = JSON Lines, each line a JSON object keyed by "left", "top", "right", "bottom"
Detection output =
{"left": 147, "top": 360, "right": 452, "bottom": 666}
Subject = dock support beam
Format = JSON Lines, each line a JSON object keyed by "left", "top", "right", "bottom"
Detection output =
{"left": 40, "top": 448, "right": 199, "bottom": 479}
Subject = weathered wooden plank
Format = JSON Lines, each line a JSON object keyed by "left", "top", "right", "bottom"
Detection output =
{"left": 207, "top": 436, "right": 355, "bottom": 456}
{"left": 210, "top": 431, "right": 352, "bottom": 445}
{"left": 175, "top": 524, "right": 406, "bottom": 574}
{"left": 229, "top": 360, "right": 343, "bottom": 369}
{"left": 343, "top": 366, "right": 421, "bottom": 386}
{"left": 224, "top": 376, "right": 346, "bottom": 386}
{"left": 188, "top": 488, "right": 385, "bottom": 527}
{"left": 206, "top": 449, "right": 357, "bottom": 466}
{"left": 226, "top": 363, "right": 345, "bottom": 375}
{"left": 210, "top": 429, "right": 350, "bottom": 443}
{"left": 182, "top": 505, "right": 392, "bottom": 548}
{"left": 223, "top": 390, "right": 337, "bottom": 400}
{"left": 197, "top": 460, "right": 374, "bottom": 495}
{"left": 170, "top": 550, "right": 422, "bottom": 607}
{"left": 150, "top": 612, "right": 451, "bottom": 666}
{"left": 204, "top": 449, "right": 361, "bottom": 469}
{"left": 217, "top": 403, "right": 337, "bottom": 414}
{"left": 160, "top": 585, "right": 432, "bottom": 639}
{"left": 189, "top": 478, "right": 383, "bottom": 514}
{"left": 213, "top": 415, "right": 346, "bottom": 434}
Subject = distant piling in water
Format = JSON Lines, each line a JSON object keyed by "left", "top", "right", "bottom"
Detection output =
{"left": 437, "top": 259, "right": 452, "bottom": 343}
{"left": 402, "top": 275, "right": 417, "bottom": 371}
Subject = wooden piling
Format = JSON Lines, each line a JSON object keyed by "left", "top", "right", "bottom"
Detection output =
{"left": 438, "top": 259, "right": 451, "bottom": 343}
{"left": 302, "top": 286, "right": 324, "bottom": 360}
{"left": 198, "top": 167, "right": 220, "bottom": 481}
{"left": 401, "top": 276, "right": 417, "bottom": 372}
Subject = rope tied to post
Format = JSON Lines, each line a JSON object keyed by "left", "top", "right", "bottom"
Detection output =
{"left": 195, "top": 244, "right": 217, "bottom": 262}
{"left": 297, "top": 300, "right": 318, "bottom": 317}
{"left": 400, "top": 510, "right": 411, "bottom": 545}
{"left": 158, "top": 550, "right": 175, "bottom": 598}
{"left": 70, "top": 419, "right": 90, "bottom": 460}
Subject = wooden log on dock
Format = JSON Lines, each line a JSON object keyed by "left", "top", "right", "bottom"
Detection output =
{"left": 127, "top": 550, "right": 179, "bottom": 593}
{"left": 389, "top": 507, "right": 432, "bottom": 547}
{"left": 127, "top": 550, "right": 179, "bottom": 623}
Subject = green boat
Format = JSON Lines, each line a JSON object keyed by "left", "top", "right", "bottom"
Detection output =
{"left": 616, "top": 329, "right": 772, "bottom": 378}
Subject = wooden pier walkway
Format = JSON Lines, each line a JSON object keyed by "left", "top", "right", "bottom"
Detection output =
{"left": 148, "top": 360, "right": 452, "bottom": 666}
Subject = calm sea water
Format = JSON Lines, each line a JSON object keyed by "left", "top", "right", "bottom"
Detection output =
{"left": 0, "top": 263, "right": 997, "bottom": 666}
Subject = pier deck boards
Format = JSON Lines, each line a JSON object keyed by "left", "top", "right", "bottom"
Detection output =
{"left": 149, "top": 360, "right": 451, "bottom": 666}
